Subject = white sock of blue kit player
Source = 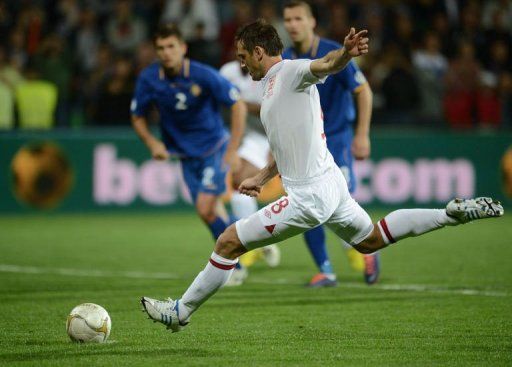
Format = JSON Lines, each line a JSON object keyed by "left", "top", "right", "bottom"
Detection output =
{"left": 179, "top": 252, "right": 238, "bottom": 321}
{"left": 230, "top": 191, "right": 258, "bottom": 219}
{"left": 377, "top": 209, "right": 458, "bottom": 245}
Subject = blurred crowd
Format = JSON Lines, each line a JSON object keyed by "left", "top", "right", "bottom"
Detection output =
{"left": 0, "top": 0, "right": 511, "bottom": 129}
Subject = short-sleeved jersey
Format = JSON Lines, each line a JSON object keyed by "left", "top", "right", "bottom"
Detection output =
{"left": 219, "top": 61, "right": 265, "bottom": 135}
{"left": 282, "top": 37, "right": 367, "bottom": 137}
{"left": 260, "top": 59, "right": 335, "bottom": 182}
{"left": 131, "top": 59, "right": 240, "bottom": 158}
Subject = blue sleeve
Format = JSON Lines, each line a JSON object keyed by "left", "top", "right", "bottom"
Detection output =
{"left": 203, "top": 68, "right": 240, "bottom": 107}
{"left": 130, "top": 74, "right": 153, "bottom": 116}
{"left": 335, "top": 59, "right": 367, "bottom": 92}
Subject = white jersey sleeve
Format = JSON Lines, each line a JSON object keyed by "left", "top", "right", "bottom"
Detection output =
{"left": 291, "top": 59, "right": 328, "bottom": 92}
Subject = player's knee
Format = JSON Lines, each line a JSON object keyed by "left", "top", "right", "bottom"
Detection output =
{"left": 352, "top": 224, "right": 385, "bottom": 254}
{"left": 215, "top": 224, "right": 246, "bottom": 259}
{"left": 196, "top": 202, "right": 216, "bottom": 223}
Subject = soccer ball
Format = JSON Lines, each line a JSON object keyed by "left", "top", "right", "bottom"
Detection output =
{"left": 66, "top": 303, "right": 111, "bottom": 343}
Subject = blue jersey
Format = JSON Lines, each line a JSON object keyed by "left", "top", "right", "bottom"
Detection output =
{"left": 131, "top": 59, "right": 240, "bottom": 158}
{"left": 282, "top": 37, "right": 367, "bottom": 138}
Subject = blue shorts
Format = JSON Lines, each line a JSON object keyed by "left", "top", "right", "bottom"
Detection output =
{"left": 327, "top": 129, "right": 356, "bottom": 193}
{"left": 181, "top": 141, "right": 228, "bottom": 203}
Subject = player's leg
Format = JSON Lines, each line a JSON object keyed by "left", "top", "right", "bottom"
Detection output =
{"left": 182, "top": 142, "right": 237, "bottom": 240}
{"left": 140, "top": 223, "right": 245, "bottom": 332}
{"left": 180, "top": 149, "right": 248, "bottom": 285}
{"left": 334, "top": 130, "right": 381, "bottom": 284}
{"left": 303, "top": 226, "right": 337, "bottom": 287}
{"left": 141, "top": 193, "right": 313, "bottom": 331}
{"left": 230, "top": 158, "right": 264, "bottom": 268}
{"left": 232, "top": 132, "right": 281, "bottom": 268}
{"left": 328, "top": 197, "right": 504, "bottom": 256}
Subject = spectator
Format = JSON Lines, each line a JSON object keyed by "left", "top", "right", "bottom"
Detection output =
{"left": 453, "top": 2, "right": 486, "bottom": 62}
{"left": 0, "top": 0, "right": 13, "bottom": 37}
{"left": 8, "top": 28, "right": 28, "bottom": 70}
{"left": 444, "top": 40, "right": 481, "bottom": 128}
{"left": 135, "top": 41, "right": 156, "bottom": 73}
{"left": 381, "top": 47, "right": 420, "bottom": 123}
{"left": 34, "top": 33, "right": 72, "bottom": 126}
{"left": 0, "top": 46, "right": 24, "bottom": 92}
{"left": 92, "top": 55, "right": 134, "bottom": 126}
{"left": 15, "top": 62, "right": 58, "bottom": 129}
{"left": 327, "top": 2, "right": 349, "bottom": 43}
{"left": 0, "top": 46, "right": 20, "bottom": 128}
{"left": 476, "top": 71, "right": 501, "bottom": 128}
{"left": 386, "top": 7, "right": 415, "bottom": 58}
{"left": 106, "top": 0, "right": 147, "bottom": 53}
{"left": 18, "top": 4, "right": 46, "bottom": 56}
{"left": 259, "top": 1, "right": 291, "bottom": 48}
{"left": 499, "top": 72, "right": 512, "bottom": 128}
{"left": 161, "top": 0, "right": 219, "bottom": 41}
{"left": 430, "top": 12, "right": 457, "bottom": 58}
{"left": 413, "top": 32, "right": 448, "bottom": 122}
{"left": 219, "top": 0, "right": 254, "bottom": 64}
{"left": 482, "top": 0, "right": 512, "bottom": 34}
{"left": 55, "top": 0, "right": 80, "bottom": 37}
{"left": 482, "top": 8, "right": 512, "bottom": 71}
{"left": 84, "top": 44, "right": 114, "bottom": 123}
{"left": 75, "top": 8, "right": 101, "bottom": 73}
{"left": 187, "top": 22, "right": 221, "bottom": 67}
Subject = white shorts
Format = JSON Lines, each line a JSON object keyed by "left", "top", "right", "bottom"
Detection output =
{"left": 238, "top": 131, "right": 270, "bottom": 169}
{"left": 236, "top": 166, "right": 374, "bottom": 250}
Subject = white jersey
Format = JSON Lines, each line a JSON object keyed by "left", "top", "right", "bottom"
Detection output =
{"left": 220, "top": 61, "right": 262, "bottom": 104}
{"left": 220, "top": 61, "right": 265, "bottom": 135}
{"left": 260, "top": 59, "right": 335, "bottom": 183}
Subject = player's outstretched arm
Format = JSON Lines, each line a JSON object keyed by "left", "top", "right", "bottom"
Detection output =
{"left": 239, "top": 156, "right": 278, "bottom": 197}
{"left": 131, "top": 115, "right": 170, "bottom": 160}
{"left": 311, "top": 27, "right": 368, "bottom": 79}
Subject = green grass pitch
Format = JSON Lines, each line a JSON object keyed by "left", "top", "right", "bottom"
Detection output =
{"left": 1, "top": 211, "right": 511, "bottom": 366}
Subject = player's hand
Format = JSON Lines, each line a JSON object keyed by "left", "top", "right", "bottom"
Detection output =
{"left": 149, "top": 140, "right": 170, "bottom": 160}
{"left": 239, "top": 177, "right": 262, "bottom": 197}
{"left": 352, "top": 134, "right": 371, "bottom": 160}
{"left": 344, "top": 28, "right": 369, "bottom": 57}
{"left": 224, "top": 148, "right": 242, "bottom": 172}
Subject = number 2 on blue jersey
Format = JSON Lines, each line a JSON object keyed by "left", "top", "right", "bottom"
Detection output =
{"left": 175, "top": 92, "right": 188, "bottom": 110}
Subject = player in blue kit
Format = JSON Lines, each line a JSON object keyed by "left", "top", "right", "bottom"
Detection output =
{"left": 131, "top": 24, "right": 247, "bottom": 247}
{"left": 282, "top": 1, "right": 380, "bottom": 286}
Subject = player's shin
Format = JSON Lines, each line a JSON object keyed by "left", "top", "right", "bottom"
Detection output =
{"left": 208, "top": 217, "right": 228, "bottom": 239}
{"left": 179, "top": 252, "right": 238, "bottom": 321}
{"left": 377, "top": 209, "right": 457, "bottom": 245}
{"left": 304, "top": 226, "right": 333, "bottom": 275}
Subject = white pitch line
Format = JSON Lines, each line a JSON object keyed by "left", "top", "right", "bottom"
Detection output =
{"left": 0, "top": 264, "right": 181, "bottom": 280}
{"left": 0, "top": 264, "right": 507, "bottom": 297}
{"left": 249, "top": 277, "right": 508, "bottom": 297}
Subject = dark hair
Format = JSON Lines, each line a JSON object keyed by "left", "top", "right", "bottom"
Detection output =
{"left": 153, "top": 23, "right": 184, "bottom": 43}
{"left": 283, "top": 0, "right": 314, "bottom": 18}
{"left": 235, "top": 19, "right": 283, "bottom": 56}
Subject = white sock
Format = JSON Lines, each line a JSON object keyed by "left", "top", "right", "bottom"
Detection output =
{"left": 179, "top": 252, "right": 237, "bottom": 321}
{"left": 231, "top": 191, "right": 258, "bottom": 219}
{"left": 378, "top": 209, "right": 458, "bottom": 245}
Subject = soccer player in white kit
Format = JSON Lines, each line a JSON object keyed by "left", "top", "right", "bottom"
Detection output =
{"left": 219, "top": 60, "right": 281, "bottom": 285}
{"left": 141, "top": 20, "right": 504, "bottom": 332}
